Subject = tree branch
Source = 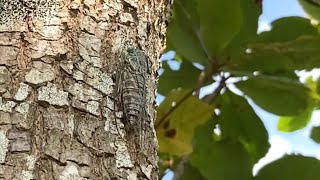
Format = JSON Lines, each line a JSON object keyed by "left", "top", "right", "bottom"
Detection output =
{"left": 202, "top": 75, "right": 229, "bottom": 104}
{"left": 173, "top": 156, "right": 189, "bottom": 180}
{"left": 155, "top": 88, "right": 194, "bottom": 129}
{"left": 170, "top": 76, "right": 229, "bottom": 179}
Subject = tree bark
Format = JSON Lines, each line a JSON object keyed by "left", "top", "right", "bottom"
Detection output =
{"left": 0, "top": 0, "right": 168, "bottom": 179}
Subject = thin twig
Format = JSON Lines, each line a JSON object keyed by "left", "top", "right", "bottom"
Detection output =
{"left": 202, "top": 75, "right": 229, "bottom": 104}
{"left": 155, "top": 88, "right": 195, "bottom": 129}
{"left": 173, "top": 156, "right": 189, "bottom": 180}
{"left": 170, "top": 76, "right": 229, "bottom": 179}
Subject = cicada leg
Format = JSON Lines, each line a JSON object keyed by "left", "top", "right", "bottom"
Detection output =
{"left": 113, "top": 69, "right": 126, "bottom": 140}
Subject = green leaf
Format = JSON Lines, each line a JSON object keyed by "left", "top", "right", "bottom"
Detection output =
{"left": 198, "top": 0, "right": 243, "bottom": 55}
{"left": 156, "top": 89, "right": 213, "bottom": 155}
{"left": 224, "top": 0, "right": 261, "bottom": 56}
{"left": 228, "top": 53, "right": 298, "bottom": 78}
{"left": 247, "top": 36, "right": 320, "bottom": 71}
{"left": 226, "top": 17, "right": 318, "bottom": 77}
{"left": 190, "top": 120, "right": 253, "bottom": 180}
{"left": 317, "top": 77, "right": 320, "bottom": 95}
{"left": 158, "top": 61, "right": 201, "bottom": 95}
{"left": 166, "top": 0, "right": 209, "bottom": 65}
{"left": 304, "top": 77, "right": 320, "bottom": 109}
{"left": 255, "top": 155, "right": 320, "bottom": 180}
{"left": 257, "top": 17, "right": 318, "bottom": 42}
{"left": 277, "top": 107, "right": 313, "bottom": 132}
{"left": 228, "top": 37, "right": 320, "bottom": 79}
{"left": 218, "top": 90, "right": 269, "bottom": 161}
{"left": 180, "top": 162, "right": 206, "bottom": 180}
{"left": 310, "top": 126, "right": 320, "bottom": 143}
{"left": 305, "top": 76, "right": 320, "bottom": 98}
{"left": 277, "top": 76, "right": 320, "bottom": 132}
{"left": 299, "top": 0, "right": 320, "bottom": 21}
{"left": 236, "top": 75, "right": 311, "bottom": 116}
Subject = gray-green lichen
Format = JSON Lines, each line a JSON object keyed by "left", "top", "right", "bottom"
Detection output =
{"left": 26, "top": 155, "right": 36, "bottom": 170}
{"left": 0, "top": 97, "right": 16, "bottom": 112}
{"left": 114, "top": 140, "right": 133, "bottom": 168}
{"left": 25, "top": 38, "right": 69, "bottom": 59}
{"left": 0, "top": 32, "right": 21, "bottom": 46}
{"left": 86, "top": 100, "right": 100, "bottom": 116}
{"left": 14, "top": 83, "right": 31, "bottom": 101}
{"left": 36, "top": 25, "right": 63, "bottom": 41}
{"left": 0, "top": 130, "right": 9, "bottom": 163}
{"left": 25, "top": 68, "right": 55, "bottom": 85}
{"left": 80, "top": 16, "right": 97, "bottom": 35}
{"left": 120, "top": 13, "right": 134, "bottom": 23}
{"left": 138, "top": 21, "right": 148, "bottom": 40}
{"left": 0, "top": 46, "right": 19, "bottom": 66}
{"left": 60, "top": 62, "right": 74, "bottom": 75}
{"left": 141, "top": 164, "right": 153, "bottom": 179}
{"left": 78, "top": 33, "right": 102, "bottom": 68}
{"left": 103, "top": 109, "right": 121, "bottom": 135}
{"left": 67, "top": 114, "right": 74, "bottom": 136}
{"left": 15, "top": 102, "right": 31, "bottom": 124}
{"left": 73, "top": 70, "right": 84, "bottom": 81}
{"left": 0, "top": 0, "right": 60, "bottom": 31}
{"left": 38, "top": 83, "right": 69, "bottom": 106}
{"left": 78, "top": 166, "right": 90, "bottom": 178}
{"left": 127, "top": 170, "right": 138, "bottom": 180}
{"left": 74, "top": 61, "right": 113, "bottom": 95}
{"left": 59, "top": 163, "right": 85, "bottom": 180}
{"left": 67, "top": 83, "right": 102, "bottom": 102}
{"left": 0, "top": 112, "right": 11, "bottom": 125}
{"left": 20, "top": 170, "right": 33, "bottom": 180}
{"left": 0, "top": 66, "right": 10, "bottom": 84}
{"left": 85, "top": 68, "right": 113, "bottom": 95}
{"left": 15, "top": 102, "right": 30, "bottom": 115}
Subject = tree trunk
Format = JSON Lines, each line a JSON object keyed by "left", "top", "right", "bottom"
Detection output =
{"left": 0, "top": 0, "right": 168, "bottom": 179}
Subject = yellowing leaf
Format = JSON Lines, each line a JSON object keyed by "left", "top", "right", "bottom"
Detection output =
{"left": 156, "top": 89, "right": 213, "bottom": 155}
{"left": 277, "top": 107, "right": 313, "bottom": 132}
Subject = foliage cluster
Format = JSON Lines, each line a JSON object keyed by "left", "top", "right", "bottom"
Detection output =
{"left": 156, "top": 0, "right": 320, "bottom": 179}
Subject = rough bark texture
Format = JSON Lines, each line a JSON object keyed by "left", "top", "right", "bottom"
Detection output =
{"left": 0, "top": 0, "right": 168, "bottom": 179}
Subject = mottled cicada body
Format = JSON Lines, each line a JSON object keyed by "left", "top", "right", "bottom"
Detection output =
{"left": 114, "top": 47, "right": 148, "bottom": 137}
{"left": 121, "top": 48, "right": 147, "bottom": 125}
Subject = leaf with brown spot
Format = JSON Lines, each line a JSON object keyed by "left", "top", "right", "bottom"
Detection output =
{"left": 165, "top": 129, "right": 177, "bottom": 138}
{"left": 156, "top": 89, "right": 213, "bottom": 155}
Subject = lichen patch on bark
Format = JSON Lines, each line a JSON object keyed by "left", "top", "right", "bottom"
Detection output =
{"left": 14, "top": 83, "right": 31, "bottom": 101}
{"left": 0, "top": 98, "right": 16, "bottom": 113}
{"left": 59, "top": 163, "right": 85, "bottom": 180}
{"left": 0, "top": 131, "right": 9, "bottom": 163}
{"left": 37, "top": 83, "right": 69, "bottom": 106}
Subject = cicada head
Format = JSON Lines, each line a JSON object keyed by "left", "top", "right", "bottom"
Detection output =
{"left": 123, "top": 48, "right": 148, "bottom": 74}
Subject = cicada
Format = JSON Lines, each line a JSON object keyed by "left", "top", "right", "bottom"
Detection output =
{"left": 114, "top": 47, "right": 148, "bottom": 146}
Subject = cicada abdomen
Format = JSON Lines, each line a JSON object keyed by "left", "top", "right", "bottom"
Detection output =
{"left": 115, "top": 47, "right": 148, "bottom": 135}
{"left": 122, "top": 70, "right": 145, "bottom": 126}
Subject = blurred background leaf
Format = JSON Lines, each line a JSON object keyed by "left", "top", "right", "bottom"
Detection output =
{"left": 156, "top": 89, "right": 213, "bottom": 155}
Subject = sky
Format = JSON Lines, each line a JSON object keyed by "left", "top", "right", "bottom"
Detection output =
{"left": 161, "top": 0, "right": 320, "bottom": 179}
